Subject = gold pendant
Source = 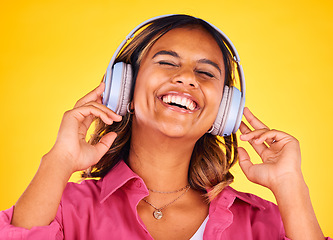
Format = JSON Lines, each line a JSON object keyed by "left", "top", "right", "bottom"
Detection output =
{"left": 153, "top": 210, "right": 163, "bottom": 220}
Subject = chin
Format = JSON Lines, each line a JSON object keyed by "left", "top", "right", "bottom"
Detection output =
{"left": 157, "top": 124, "right": 205, "bottom": 140}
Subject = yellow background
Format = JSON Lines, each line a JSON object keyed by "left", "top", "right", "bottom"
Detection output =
{"left": 1, "top": 0, "right": 332, "bottom": 236}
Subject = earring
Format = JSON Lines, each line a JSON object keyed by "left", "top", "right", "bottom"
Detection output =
{"left": 127, "top": 102, "right": 134, "bottom": 114}
{"left": 207, "top": 126, "right": 214, "bottom": 134}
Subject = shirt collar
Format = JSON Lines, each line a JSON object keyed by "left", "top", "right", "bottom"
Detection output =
{"left": 99, "top": 160, "right": 145, "bottom": 203}
{"left": 220, "top": 186, "right": 266, "bottom": 210}
{"left": 98, "top": 160, "right": 266, "bottom": 210}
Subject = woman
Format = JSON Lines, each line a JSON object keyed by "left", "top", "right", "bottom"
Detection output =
{"left": 0, "top": 14, "right": 329, "bottom": 239}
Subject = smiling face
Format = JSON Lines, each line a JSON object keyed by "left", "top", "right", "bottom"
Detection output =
{"left": 132, "top": 26, "right": 225, "bottom": 140}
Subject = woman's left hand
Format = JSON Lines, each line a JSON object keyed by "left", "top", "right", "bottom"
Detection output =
{"left": 238, "top": 107, "right": 303, "bottom": 193}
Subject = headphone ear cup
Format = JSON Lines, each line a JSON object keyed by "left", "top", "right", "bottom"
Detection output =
{"left": 117, "top": 63, "right": 133, "bottom": 116}
{"left": 103, "top": 62, "right": 133, "bottom": 116}
{"left": 222, "top": 87, "right": 242, "bottom": 136}
{"left": 211, "top": 86, "right": 231, "bottom": 136}
{"left": 211, "top": 86, "right": 242, "bottom": 136}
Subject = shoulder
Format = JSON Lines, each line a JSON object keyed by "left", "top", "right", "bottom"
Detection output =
{"left": 207, "top": 187, "right": 286, "bottom": 238}
{"left": 227, "top": 186, "right": 278, "bottom": 210}
{"left": 62, "top": 178, "right": 102, "bottom": 204}
{"left": 213, "top": 186, "right": 282, "bottom": 224}
{"left": 61, "top": 161, "right": 142, "bottom": 206}
{"left": 216, "top": 186, "right": 278, "bottom": 209}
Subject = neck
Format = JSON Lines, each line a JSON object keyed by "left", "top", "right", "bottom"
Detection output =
{"left": 128, "top": 122, "right": 197, "bottom": 192}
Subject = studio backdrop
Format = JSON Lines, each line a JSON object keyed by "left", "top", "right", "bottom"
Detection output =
{"left": 0, "top": 0, "right": 332, "bottom": 236}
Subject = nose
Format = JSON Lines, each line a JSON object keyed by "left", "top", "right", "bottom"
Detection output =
{"left": 172, "top": 68, "right": 198, "bottom": 88}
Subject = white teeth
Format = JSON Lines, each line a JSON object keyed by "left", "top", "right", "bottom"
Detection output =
{"left": 176, "top": 96, "right": 181, "bottom": 104}
{"left": 167, "top": 95, "right": 171, "bottom": 103}
{"left": 162, "top": 94, "right": 196, "bottom": 110}
{"left": 171, "top": 95, "right": 176, "bottom": 104}
{"left": 181, "top": 97, "right": 187, "bottom": 107}
{"left": 189, "top": 101, "right": 195, "bottom": 111}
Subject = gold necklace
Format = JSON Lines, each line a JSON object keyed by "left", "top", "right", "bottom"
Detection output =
{"left": 147, "top": 184, "right": 190, "bottom": 194}
{"left": 142, "top": 185, "right": 191, "bottom": 220}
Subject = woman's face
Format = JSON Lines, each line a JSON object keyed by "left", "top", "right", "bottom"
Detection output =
{"left": 132, "top": 26, "right": 225, "bottom": 140}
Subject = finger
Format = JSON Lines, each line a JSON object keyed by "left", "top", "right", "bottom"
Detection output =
{"left": 243, "top": 107, "right": 269, "bottom": 130}
{"left": 82, "top": 101, "right": 122, "bottom": 122}
{"left": 239, "top": 121, "right": 268, "bottom": 155}
{"left": 74, "top": 82, "right": 105, "bottom": 108}
{"left": 240, "top": 126, "right": 270, "bottom": 142}
{"left": 238, "top": 147, "right": 254, "bottom": 180}
{"left": 94, "top": 132, "right": 117, "bottom": 159}
{"left": 239, "top": 121, "right": 252, "bottom": 135}
{"left": 240, "top": 121, "right": 278, "bottom": 147}
{"left": 67, "top": 105, "right": 115, "bottom": 129}
{"left": 76, "top": 102, "right": 122, "bottom": 136}
{"left": 253, "top": 129, "right": 288, "bottom": 146}
{"left": 79, "top": 114, "right": 96, "bottom": 137}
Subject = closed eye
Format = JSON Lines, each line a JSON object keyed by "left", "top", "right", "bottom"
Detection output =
{"left": 158, "top": 61, "right": 178, "bottom": 67}
{"left": 196, "top": 70, "right": 215, "bottom": 78}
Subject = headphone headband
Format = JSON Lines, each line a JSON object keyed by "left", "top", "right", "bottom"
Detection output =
{"left": 103, "top": 15, "right": 245, "bottom": 104}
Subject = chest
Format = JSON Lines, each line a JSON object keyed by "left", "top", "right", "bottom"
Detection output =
{"left": 60, "top": 187, "right": 283, "bottom": 240}
{"left": 136, "top": 200, "right": 209, "bottom": 240}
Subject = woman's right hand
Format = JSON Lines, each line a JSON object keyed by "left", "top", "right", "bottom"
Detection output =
{"left": 46, "top": 82, "right": 122, "bottom": 174}
{"left": 11, "top": 82, "right": 122, "bottom": 229}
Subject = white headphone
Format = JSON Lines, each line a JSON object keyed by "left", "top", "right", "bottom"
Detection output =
{"left": 102, "top": 14, "right": 246, "bottom": 137}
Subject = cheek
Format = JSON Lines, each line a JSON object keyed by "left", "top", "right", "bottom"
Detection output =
{"left": 134, "top": 66, "right": 170, "bottom": 94}
{"left": 203, "top": 81, "right": 224, "bottom": 108}
{"left": 133, "top": 67, "right": 152, "bottom": 97}
{"left": 132, "top": 69, "right": 165, "bottom": 109}
{"left": 201, "top": 81, "right": 224, "bottom": 127}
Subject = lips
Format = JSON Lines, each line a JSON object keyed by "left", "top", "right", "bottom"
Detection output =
{"left": 159, "top": 93, "right": 199, "bottom": 111}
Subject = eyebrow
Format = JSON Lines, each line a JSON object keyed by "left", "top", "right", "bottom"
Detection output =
{"left": 152, "top": 50, "right": 179, "bottom": 58}
{"left": 198, "top": 59, "right": 221, "bottom": 74}
{"left": 152, "top": 50, "right": 222, "bottom": 74}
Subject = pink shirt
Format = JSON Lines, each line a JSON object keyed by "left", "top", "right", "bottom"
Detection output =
{"left": 0, "top": 160, "right": 331, "bottom": 240}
